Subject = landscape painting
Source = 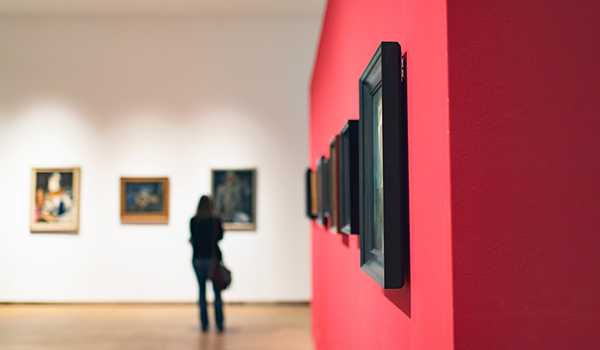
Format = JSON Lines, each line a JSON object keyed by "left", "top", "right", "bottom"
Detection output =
{"left": 120, "top": 177, "right": 169, "bottom": 224}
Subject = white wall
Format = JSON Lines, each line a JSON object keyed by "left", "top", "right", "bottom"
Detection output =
{"left": 0, "top": 16, "right": 319, "bottom": 302}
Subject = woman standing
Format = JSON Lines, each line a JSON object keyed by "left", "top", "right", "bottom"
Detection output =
{"left": 190, "top": 195, "right": 225, "bottom": 332}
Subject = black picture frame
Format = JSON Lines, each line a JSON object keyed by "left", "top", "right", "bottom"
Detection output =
{"left": 359, "top": 42, "right": 409, "bottom": 289}
{"left": 339, "top": 120, "right": 359, "bottom": 235}
{"left": 329, "top": 136, "right": 341, "bottom": 233}
{"left": 317, "top": 156, "right": 330, "bottom": 226}
{"left": 305, "top": 168, "right": 317, "bottom": 219}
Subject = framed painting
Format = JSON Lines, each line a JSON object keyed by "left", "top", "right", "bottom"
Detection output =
{"left": 120, "top": 177, "right": 169, "bottom": 224}
{"left": 339, "top": 120, "right": 359, "bottom": 235}
{"left": 212, "top": 169, "right": 256, "bottom": 231}
{"left": 30, "top": 167, "right": 81, "bottom": 233}
{"left": 316, "top": 156, "right": 330, "bottom": 227}
{"left": 310, "top": 167, "right": 318, "bottom": 219}
{"left": 359, "top": 41, "right": 409, "bottom": 289}
{"left": 316, "top": 159, "right": 323, "bottom": 224}
{"left": 305, "top": 168, "right": 317, "bottom": 219}
{"left": 329, "top": 135, "right": 341, "bottom": 232}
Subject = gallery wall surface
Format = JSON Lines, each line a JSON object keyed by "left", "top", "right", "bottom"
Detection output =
{"left": 448, "top": 0, "right": 600, "bottom": 348}
{"left": 310, "top": 0, "right": 453, "bottom": 349}
{"left": 0, "top": 16, "right": 320, "bottom": 302}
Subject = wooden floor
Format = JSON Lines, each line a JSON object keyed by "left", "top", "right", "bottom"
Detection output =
{"left": 0, "top": 304, "right": 313, "bottom": 350}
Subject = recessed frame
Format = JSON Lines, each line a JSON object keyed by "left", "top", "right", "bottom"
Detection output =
{"left": 329, "top": 135, "right": 341, "bottom": 232}
{"left": 339, "top": 120, "right": 359, "bottom": 235}
{"left": 317, "top": 156, "right": 330, "bottom": 227}
{"left": 359, "top": 41, "right": 409, "bottom": 289}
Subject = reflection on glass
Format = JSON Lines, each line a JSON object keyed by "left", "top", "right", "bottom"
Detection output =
{"left": 373, "top": 89, "right": 384, "bottom": 253}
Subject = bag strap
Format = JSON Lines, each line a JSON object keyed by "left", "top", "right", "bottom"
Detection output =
{"left": 211, "top": 218, "right": 220, "bottom": 262}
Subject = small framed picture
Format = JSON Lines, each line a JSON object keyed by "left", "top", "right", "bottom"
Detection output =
{"left": 315, "top": 160, "right": 323, "bottom": 224}
{"left": 359, "top": 42, "right": 409, "bottom": 289}
{"left": 317, "top": 156, "right": 330, "bottom": 227}
{"left": 329, "top": 135, "right": 341, "bottom": 232}
{"left": 212, "top": 169, "right": 256, "bottom": 231}
{"left": 305, "top": 168, "right": 318, "bottom": 219}
{"left": 120, "top": 177, "right": 169, "bottom": 224}
{"left": 310, "top": 168, "right": 318, "bottom": 219}
{"left": 30, "top": 167, "right": 81, "bottom": 233}
{"left": 339, "top": 120, "right": 359, "bottom": 235}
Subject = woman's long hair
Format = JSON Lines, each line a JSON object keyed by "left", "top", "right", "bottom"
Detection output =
{"left": 196, "top": 195, "right": 213, "bottom": 219}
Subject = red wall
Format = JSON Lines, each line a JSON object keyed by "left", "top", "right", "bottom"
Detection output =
{"left": 310, "top": 0, "right": 454, "bottom": 349}
{"left": 448, "top": 0, "right": 600, "bottom": 348}
{"left": 312, "top": 0, "right": 600, "bottom": 349}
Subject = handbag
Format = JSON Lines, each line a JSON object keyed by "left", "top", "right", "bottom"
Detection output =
{"left": 210, "top": 261, "right": 232, "bottom": 290}
{"left": 209, "top": 218, "right": 232, "bottom": 290}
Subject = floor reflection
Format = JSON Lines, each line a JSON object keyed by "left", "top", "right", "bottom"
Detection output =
{"left": 0, "top": 304, "right": 312, "bottom": 350}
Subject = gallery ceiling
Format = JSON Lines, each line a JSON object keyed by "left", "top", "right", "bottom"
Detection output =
{"left": 0, "top": 0, "right": 325, "bottom": 16}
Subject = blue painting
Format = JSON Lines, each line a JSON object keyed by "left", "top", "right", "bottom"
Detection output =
{"left": 125, "top": 182, "right": 165, "bottom": 213}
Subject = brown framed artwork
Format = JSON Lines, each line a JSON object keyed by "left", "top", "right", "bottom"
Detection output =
{"left": 30, "top": 167, "right": 81, "bottom": 233}
{"left": 329, "top": 135, "right": 341, "bottom": 232}
{"left": 120, "top": 177, "right": 169, "bottom": 224}
{"left": 212, "top": 169, "right": 257, "bottom": 231}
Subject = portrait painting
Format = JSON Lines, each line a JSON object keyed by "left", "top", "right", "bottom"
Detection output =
{"left": 212, "top": 169, "right": 256, "bottom": 231}
{"left": 30, "top": 167, "right": 81, "bottom": 233}
{"left": 120, "top": 177, "right": 169, "bottom": 224}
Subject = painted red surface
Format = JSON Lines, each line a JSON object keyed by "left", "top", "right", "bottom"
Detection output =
{"left": 312, "top": 0, "right": 600, "bottom": 349}
{"left": 448, "top": 0, "right": 600, "bottom": 349}
{"left": 310, "top": 0, "right": 453, "bottom": 349}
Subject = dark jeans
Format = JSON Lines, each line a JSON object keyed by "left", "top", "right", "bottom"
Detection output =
{"left": 192, "top": 258, "right": 224, "bottom": 330}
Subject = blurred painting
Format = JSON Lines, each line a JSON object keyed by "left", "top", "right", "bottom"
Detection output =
{"left": 120, "top": 177, "right": 169, "bottom": 224}
{"left": 30, "top": 167, "right": 81, "bottom": 233}
{"left": 305, "top": 168, "right": 317, "bottom": 219}
{"left": 212, "top": 169, "right": 256, "bottom": 231}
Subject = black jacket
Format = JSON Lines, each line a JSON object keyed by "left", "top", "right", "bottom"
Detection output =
{"left": 189, "top": 216, "right": 224, "bottom": 261}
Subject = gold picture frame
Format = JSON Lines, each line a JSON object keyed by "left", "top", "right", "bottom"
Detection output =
{"left": 120, "top": 177, "right": 169, "bottom": 224}
{"left": 30, "top": 167, "right": 81, "bottom": 233}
